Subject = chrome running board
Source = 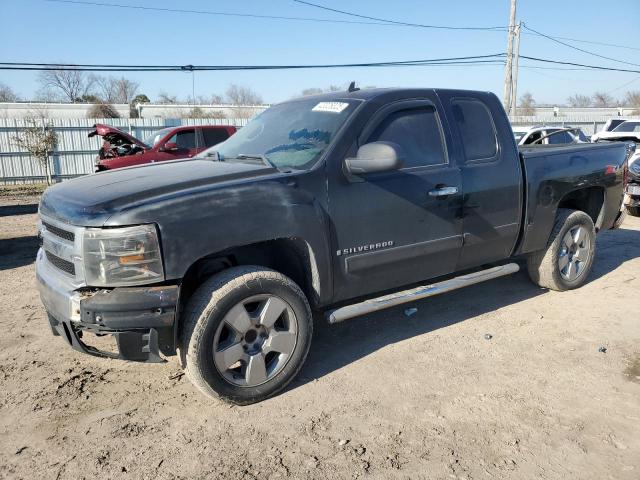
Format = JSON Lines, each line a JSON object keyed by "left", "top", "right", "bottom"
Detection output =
{"left": 327, "top": 263, "right": 520, "bottom": 324}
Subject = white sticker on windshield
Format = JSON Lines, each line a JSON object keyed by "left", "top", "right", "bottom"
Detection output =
{"left": 312, "top": 102, "right": 350, "bottom": 113}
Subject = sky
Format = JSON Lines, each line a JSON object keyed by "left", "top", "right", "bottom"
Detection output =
{"left": 0, "top": 0, "right": 639, "bottom": 105}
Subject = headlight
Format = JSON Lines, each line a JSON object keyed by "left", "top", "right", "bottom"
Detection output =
{"left": 630, "top": 159, "right": 640, "bottom": 175}
{"left": 83, "top": 224, "right": 164, "bottom": 287}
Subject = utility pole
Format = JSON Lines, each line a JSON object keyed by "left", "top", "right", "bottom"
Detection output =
{"left": 510, "top": 21, "right": 522, "bottom": 116}
{"left": 502, "top": 0, "right": 517, "bottom": 111}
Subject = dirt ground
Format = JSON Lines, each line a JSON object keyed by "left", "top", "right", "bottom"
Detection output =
{"left": 1, "top": 194, "right": 639, "bottom": 480}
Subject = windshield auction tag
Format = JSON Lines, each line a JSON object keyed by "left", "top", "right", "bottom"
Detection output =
{"left": 312, "top": 102, "right": 350, "bottom": 114}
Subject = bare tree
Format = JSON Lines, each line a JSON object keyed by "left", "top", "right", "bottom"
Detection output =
{"left": 625, "top": 90, "right": 640, "bottom": 114}
{"left": 37, "top": 68, "right": 96, "bottom": 102}
{"left": 184, "top": 107, "right": 227, "bottom": 119}
{"left": 12, "top": 118, "right": 59, "bottom": 185}
{"left": 592, "top": 91, "right": 616, "bottom": 108}
{"left": 567, "top": 94, "right": 591, "bottom": 108}
{"left": 225, "top": 84, "right": 263, "bottom": 119}
{"left": 87, "top": 103, "right": 121, "bottom": 118}
{"left": 157, "top": 92, "right": 179, "bottom": 104}
{"left": 301, "top": 87, "right": 324, "bottom": 96}
{"left": 95, "top": 76, "right": 139, "bottom": 104}
{"left": 225, "top": 84, "right": 263, "bottom": 105}
{"left": 0, "top": 82, "right": 20, "bottom": 102}
{"left": 299, "top": 85, "right": 346, "bottom": 97}
{"left": 518, "top": 92, "right": 536, "bottom": 116}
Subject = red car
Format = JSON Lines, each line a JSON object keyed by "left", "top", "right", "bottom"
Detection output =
{"left": 90, "top": 124, "right": 237, "bottom": 171}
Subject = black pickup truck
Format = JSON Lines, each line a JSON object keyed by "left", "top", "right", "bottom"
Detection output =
{"left": 36, "top": 88, "right": 630, "bottom": 404}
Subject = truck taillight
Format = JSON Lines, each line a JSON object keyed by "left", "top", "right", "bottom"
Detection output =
{"left": 605, "top": 165, "right": 617, "bottom": 175}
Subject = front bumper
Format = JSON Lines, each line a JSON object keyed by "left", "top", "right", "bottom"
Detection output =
{"left": 625, "top": 184, "right": 640, "bottom": 207}
{"left": 36, "top": 248, "right": 179, "bottom": 363}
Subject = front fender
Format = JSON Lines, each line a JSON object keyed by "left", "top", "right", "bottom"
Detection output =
{"left": 104, "top": 175, "right": 333, "bottom": 304}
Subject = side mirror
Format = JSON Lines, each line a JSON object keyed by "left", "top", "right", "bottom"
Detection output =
{"left": 344, "top": 141, "right": 404, "bottom": 175}
{"left": 160, "top": 142, "right": 178, "bottom": 152}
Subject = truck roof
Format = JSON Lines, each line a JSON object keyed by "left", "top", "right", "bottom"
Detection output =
{"left": 284, "top": 87, "right": 494, "bottom": 104}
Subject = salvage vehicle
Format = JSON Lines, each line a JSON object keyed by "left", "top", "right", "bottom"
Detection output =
{"left": 91, "top": 124, "right": 236, "bottom": 171}
{"left": 37, "top": 88, "right": 630, "bottom": 404}
{"left": 625, "top": 147, "right": 640, "bottom": 216}
{"left": 592, "top": 120, "right": 640, "bottom": 143}
{"left": 513, "top": 125, "right": 589, "bottom": 145}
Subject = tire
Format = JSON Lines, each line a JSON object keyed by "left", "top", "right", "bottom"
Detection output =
{"left": 613, "top": 208, "right": 627, "bottom": 229}
{"left": 180, "top": 266, "right": 313, "bottom": 405}
{"left": 626, "top": 205, "right": 640, "bottom": 217}
{"left": 527, "top": 209, "right": 596, "bottom": 291}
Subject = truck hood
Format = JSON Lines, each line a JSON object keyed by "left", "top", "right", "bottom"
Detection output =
{"left": 39, "top": 159, "right": 276, "bottom": 226}
{"left": 88, "top": 124, "right": 149, "bottom": 149}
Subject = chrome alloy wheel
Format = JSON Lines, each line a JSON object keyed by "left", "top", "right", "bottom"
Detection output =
{"left": 212, "top": 294, "right": 298, "bottom": 387}
{"left": 558, "top": 225, "right": 591, "bottom": 281}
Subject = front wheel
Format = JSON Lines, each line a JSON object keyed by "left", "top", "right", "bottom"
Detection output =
{"left": 181, "top": 266, "right": 313, "bottom": 405}
{"left": 527, "top": 209, "right": 596, "bottom": 291}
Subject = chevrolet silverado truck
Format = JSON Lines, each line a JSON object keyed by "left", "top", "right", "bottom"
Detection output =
{"left": 36, "top": 88, "right": 631, "bottom": 404}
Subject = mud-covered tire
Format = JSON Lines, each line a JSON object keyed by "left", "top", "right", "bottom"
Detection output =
{"left": 626, "top": 205, "right": 640, "bottom": 217}
{"left": 180, "top": 266, "right": 313, "bottom": 405}
{"left": 527, "top": 209, "right": 596, "bottom": 291}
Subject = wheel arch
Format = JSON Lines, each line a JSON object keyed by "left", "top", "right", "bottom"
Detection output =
{"left": 556, "top": 186, "right": 605, "bottom": 230}
{"left": 177, "top": 237, "right": 323, "bottom": 331}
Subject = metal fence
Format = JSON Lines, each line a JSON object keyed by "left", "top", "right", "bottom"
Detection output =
{"left": 0, "top": 118, "right": 249, "bottom": 184}
{"left": 508, "top": 116, "right": 626, "bottom": 136}
{"left": 1, "top": 115, "right": 638, "bottom": 184}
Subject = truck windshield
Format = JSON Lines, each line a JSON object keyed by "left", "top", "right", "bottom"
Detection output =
{"left": 197, "top": 98, "right": 361, "bottom": 170}
{"left": 612, "top": 121, "right": 640, "bottom": 133}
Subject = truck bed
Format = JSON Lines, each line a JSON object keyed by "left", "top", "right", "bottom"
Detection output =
{"left": 516, "top": 141, "right": 628, "bottom": 255}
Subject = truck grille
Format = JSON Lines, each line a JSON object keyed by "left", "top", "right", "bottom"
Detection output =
{"left": 43, "top": 221, "right": 75, "bottom": 242}
{"left": 45, "top": 251, "right": 76, "bottom": 275}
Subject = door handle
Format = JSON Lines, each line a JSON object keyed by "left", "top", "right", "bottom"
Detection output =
{"left": 428, "top": 186, "right": 459, "bottom": 197}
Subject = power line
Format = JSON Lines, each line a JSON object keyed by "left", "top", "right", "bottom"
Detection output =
{"left": 0, "top": 54, "right": 508, "bottom": 72}
{"left": 522, "top": 23, "right": 640, "bottom": 68}
{"left": 37, "top": 0, "right": 640, "bottom": 55}
{"left": 41, "top": 0, "right": 505, "bottom": 29}
{"left": 606, "top": 76, "right": 640, "bottom": 94}
{"left": 292, "top": 0, "right": 505, "bottom": 31}
{"left": 41, "top": 0, "right": 400, "bottom": 26}
{"left": 520, "top": 55, "right": 640, "bottom": 74}
{"left": 521, "top": 32, "right": 640, "bottom": 52}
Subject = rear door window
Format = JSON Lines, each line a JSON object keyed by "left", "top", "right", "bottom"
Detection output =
{"left": 367, "top": 107, "right": 447, "bottom": 168}
{"left": 451, "top": 98, "right": 498, "bottom": 162}
{"left": 202, "top": 128, "right": 230, "bottom": 147}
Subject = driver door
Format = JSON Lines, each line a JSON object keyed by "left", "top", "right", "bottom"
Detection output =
{"left": 155, "top": 129, "right": 198, "bottom": 161}
{"left": 328, "top": 99, "right": 463, "bottom": 302}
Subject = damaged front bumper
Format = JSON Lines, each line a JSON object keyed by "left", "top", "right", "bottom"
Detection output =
{"left": 36, "top": 248, "right": 178, "bottom": 363}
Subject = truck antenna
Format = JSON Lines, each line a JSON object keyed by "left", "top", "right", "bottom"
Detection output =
{"left": 348, "top": 81, "right": 359, "bottom": 93}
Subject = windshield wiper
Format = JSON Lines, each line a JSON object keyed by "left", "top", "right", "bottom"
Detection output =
{"left": 235, "top": 154, "right": 289, "bottom": 172}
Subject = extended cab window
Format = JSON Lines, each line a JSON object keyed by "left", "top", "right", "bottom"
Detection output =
{"left": 368, "top": 107, "right": 446, "bottom": 168}
{"left": 451, "top": 98, "right": 498, "bottom": 161}
{"left": 167, "top": 129, "right": 196, "bottom": 149}
{"left": 203, "top": 128, "right": 230, "bottom": 147}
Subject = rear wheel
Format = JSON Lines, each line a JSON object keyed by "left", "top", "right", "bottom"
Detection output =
{"left": 527, "top": 209, "right": 596, "bottom": 291}
{"left": 181, "top": 266, "right": 313, "bottom": 404}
